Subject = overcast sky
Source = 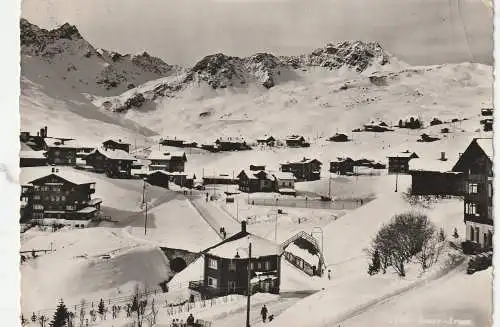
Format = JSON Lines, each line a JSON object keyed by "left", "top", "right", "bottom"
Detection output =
{"left": 21, "top": 0, "right": 493, "bottom": 67}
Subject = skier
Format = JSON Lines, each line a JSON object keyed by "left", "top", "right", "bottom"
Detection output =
{"left": 328, "top": 269, "right": 332, "bottom": 280}
{"left": 261, "top": 305, "right": 268, "bottom": 323}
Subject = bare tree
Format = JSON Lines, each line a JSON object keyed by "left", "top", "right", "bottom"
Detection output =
{"left": 368, "top": 212, "right": 438, "bottom": 277}
{"left": 130, "top": 284, "right": 149, "bottom": 327}
{"left": 38, "top": 315, "right": 48, "bottom": 327}
{"left": 79, "top": 299, "right": 86, "bottom": 327}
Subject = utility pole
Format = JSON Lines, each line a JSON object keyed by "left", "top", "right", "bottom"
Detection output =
{"left": 144, "top": 201, "right": 148, "bottom": 236}
{"left": 246, "top": 242, "right": 252, "bottom": 327}
{"left": 395, "top": 169, "right": 399, "bottom": 192}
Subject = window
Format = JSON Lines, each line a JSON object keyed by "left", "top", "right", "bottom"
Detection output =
{"left": 229, "top": 261, "right": 236, "bottom": 272}
{"left": 466, "top": 202, "right": 477, "bottom": 215}
{"left": 488, "top": 182, "right": 493, "bottom": 198}
{"left": 207, "top": 277, "right": 218, "bottom": 288}
{"left": 33, "top": 204, "right": 43, "bottom": 210}
{"left": 208, "top": 258, "right": 218, "bottom": 270}
{"left": 468, "top": 183, "right": 478, "bottom": 194}
{"left": 470, "top": 226, "right": 475, "bottom": 242}
{"left": 33, "top": 195, "right": 40, "bottom": 200}
{"left": 264, "top": 261, "right": 270, "bottom": 270}
{"left": 257, "top": 262, "right": 262, "bottom": 270}
{"left": 249, "top": 262, "right": 254, "bottom": 270}
{"left": 228, "top": 280, "right": 236, "bottom": 292}
{"left": 61, "top": 195, "right": 66, "bottom": 201}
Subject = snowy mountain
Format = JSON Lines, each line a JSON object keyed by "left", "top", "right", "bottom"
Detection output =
{"left": 20, "top": 18, "right": 492, "bottom": 146}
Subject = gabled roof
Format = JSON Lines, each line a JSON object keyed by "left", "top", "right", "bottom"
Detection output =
{"left": 19, "top": 150, "right": 46, "bottom": 159}
{"left": 388, "top": 151, "right": 419, "bottom": 159}
{"left": 148, "top": 149, "right": 187, "bottom": 161}
{"left": 452, "top": 138, "right": 493, "bottom": 172}
{"left": 286, "top": 135, "right": 305, "bottom": 141}
{"left": 103, "top": 138, "right": 130, "bottom": 146}
{"left": 44, "top": 138, "right": 80, "bottom": 149}
{"left": 408, "top": 157, "right": 457, "bottom": 173}
{"left": 282, "top": 158, "right": 322, "bottom": 166}
{"left": 87, "top": 147, "right": 135, "bottom": 161}
{"left": 204, "top": 224, "right": 282, "bottom": 259}
{"left": 20, "top": 169, "right": 95, "bottom": 186}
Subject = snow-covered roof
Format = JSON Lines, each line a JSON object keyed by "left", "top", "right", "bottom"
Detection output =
{"left": 388, "top": 150, "right": 418, "bottom": 159}
{"left": 43, "top": 138, "right": 79, "bottom": 149}
{"left": 103, "top": 138, "right": 130, "bottom": 145}
{"left": 476, "top": 138, "right": 493, "bottom": 158}
{"left": 20, "top": 169, "right": 96, "bottom": 186}
{"left": 278, "top": 188, "right": 296, "bottom": 194}
{"left": 408, "top": 157, "right": 457, "bottom": 173}
{"left": 77, "top": 207, "right": 98, "bottom": 214}
{"left": 207, "top": 233, "right": 282, "bottom": 259}
{"left": 148, "top": 149, "right": 186, "bottom": 161}
{"left": 19, "top": 150, "right": 46, "bottom": 159}
{"left": 282, "top": 158, "right": 322, "bottom": 165}
{"left": 88, "top": 147, "right": 135, "bottom": 161}
{"left": 217, "top": 137, "right": 246, "bottom": 143}
{"left": 286, "top": 135, "right": 305, "bottom": 141}
{"left": 272, "top": 172, "right": 296, "bottom": 180}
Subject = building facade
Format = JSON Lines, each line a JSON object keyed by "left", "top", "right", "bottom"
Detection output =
{"left": 102, "top": 139, "right": 131, "bottom": 153}
{"left": 148, "top": 150, "right": 187, "bottom": 172}
{"left": 44, "top": 138, "right": 79, "bottom": 166}
{"left": 189, "top": 221, "right": 282, "bottom": 299}
{"left": 453, "top": 138, "right": 493, "bottom": 251}
{"left": 280, "top": 158, "right": 322, "bottom": 181}
{"left": 20, "top": 169, "right": 102, "bottom": 223}
{"left": 84, "top": 148, "right": 135, "bottom": 178}
{"left": 387, "top": 151, "right": 419, "bottom": 174}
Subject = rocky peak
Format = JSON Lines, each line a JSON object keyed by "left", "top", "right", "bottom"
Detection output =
{"left": 281, "top": 40, "right": 391, "bottom": 72}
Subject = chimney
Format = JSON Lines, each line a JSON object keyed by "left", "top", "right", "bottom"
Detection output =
{"left": 440, "top": 152, "right": 446, "bottom": 161}
{"left": 241, "top": 220, "right": 247, "bottom": 233}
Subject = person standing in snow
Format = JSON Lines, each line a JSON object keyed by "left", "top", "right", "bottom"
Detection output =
{"left": 186, "top": 313, "right": 195, "bottom": 326}
{"left": 261, "top": 305, "right": 268, "bottom": 322}
{"left": 328, "top": 269, "right": 332, "bottom": 280}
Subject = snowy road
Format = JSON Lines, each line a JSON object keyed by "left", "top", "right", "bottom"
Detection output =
{"left": 188, "top": 195, "right": 240, "bottom": 239}
{"left": 212, "top": 292, "right": 315, "bottom": 327}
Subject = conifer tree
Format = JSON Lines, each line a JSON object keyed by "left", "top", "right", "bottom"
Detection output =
{"left": 97, "top": 299, "right": 105, "bottom": 320}
{"left": 50, "top": 299, "right": 69, "bottom": 327}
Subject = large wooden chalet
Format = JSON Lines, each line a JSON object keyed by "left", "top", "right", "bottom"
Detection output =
{"left": 84, "top": 147, "right": 135, "bottom": 178}
{"left": 256, "top": 136, "right": 276, "bottom": 147}
{"left": 189, "top": 221, "right": 283, "bottom": 299}
{"left": 20, "top": 168, "right": 102, "bottom": 225}
{"left": 280, "top": 158, "right": 322, "bottom": 181}
{"left": 387, "top": 150, "right": 419, "bottom": 174}
{"left": 330, "top": 157, "right": 354, "bottom": 175}
{"left": 148, "top": 150, "right": 187, "bottom": 172}
{"left": 102, "top": 139, "right": 131, "bottom": 153}
{"left": 453, "top": 138, "right": 493, "bottom": 252}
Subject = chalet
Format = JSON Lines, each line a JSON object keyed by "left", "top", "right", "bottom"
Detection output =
{"left": 328, "top": 133, "right": 349, "bottom": 142}
{"left": 280, "top": 158, "right": 322, "bottom": 181}
{"left": 84, "top": 147, "right": 135, "bottom": 178}
{"left": 408, "top": 152, "right": 463, "bottom": 196}
{"left": 387, "top": 150, "right": 419, "bottom": 174}
{"left": 146, "top": 171, "right": 170, "bottom": 189}
{"left": 330, "top": 157, "right": 354, "bottom": 175}
{"left": 189, "top": 221, "right": 283, "bottom": 299}
{"left": 20, "top": 167, "right": 102, "bottom": 225}
{"left": 160, "top": 137, "right": 185, "bottom": 147}
{"left": 20, "top": 151, "right": 47, "bottom": 167}
{"left": 272, "top": 172, "right": 296, "bottom": 195}
{"left": 256, "top": 136, "right": 276, "bottom": 147}
{"left": 148, "top": 150, "right": 187, "bottom": 172}
{"left": 203, "top": 175, "right": 237, "bottom": 185}
{"left": 43, "top": 138, "right": 79, "bottom": 166}
{"left": 452, "top": 138, "right": 493, "bottom": 252}
{"left": 237, "top": 170, "right": 274, "bottom": 193}
{"left": 285, "top": 135, "right": 309, "bottom": 147}
{"left": 169, "top": 172, "right": 195, "bottom": 188}
{"left": 363, "top": 121, "right": 393, "bottom": 132}
{"left": 215, "top": 137, "right": 251, "bottom": 151}
{"left": 102, "top": 139, "right": 131, "bottom": 153}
